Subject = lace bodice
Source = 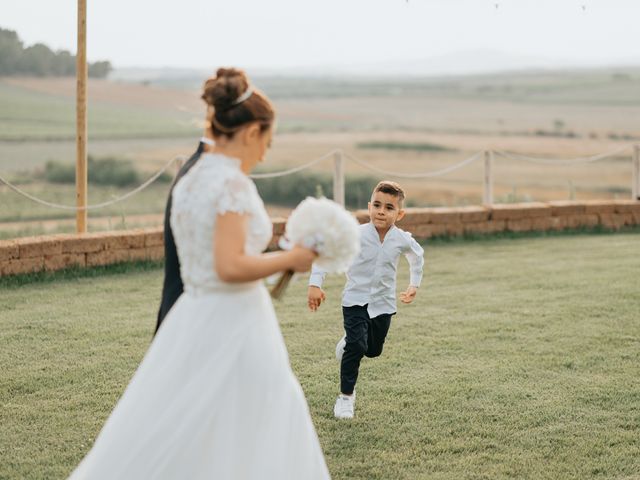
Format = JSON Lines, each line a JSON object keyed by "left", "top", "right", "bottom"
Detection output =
{"left": 170, "top": 153, "right": 273, "bottom": 293}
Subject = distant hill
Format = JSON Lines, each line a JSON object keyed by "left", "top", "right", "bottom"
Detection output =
{"left": 109, "top": 65, "right": 640, "bottom": 107}
{"left": 0, "top": 27, "right": 111, "bottom": 78}
{"left": 294, "top": 49, "right": 640, "bottom": 78}
{"left": 108, "top": 48, "right": 640, "bottom": 81}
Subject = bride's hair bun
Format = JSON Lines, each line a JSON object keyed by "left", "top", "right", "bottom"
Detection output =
{"left": 202, "top": 68, "right": 250, "bottom": 111}
{"left": 200, "top": 66, "right": 274, "bottom": 138}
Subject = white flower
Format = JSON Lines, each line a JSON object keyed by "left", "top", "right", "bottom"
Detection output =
{"left": 284, "top": 197, "right": 361, "bottom": 273}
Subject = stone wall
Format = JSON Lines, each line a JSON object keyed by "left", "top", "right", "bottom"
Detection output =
{"left": 391, "top": 200, "right": 640, "bottom": 238}
{"left": 1, "top": 200, "right": 638, "bottom": 277}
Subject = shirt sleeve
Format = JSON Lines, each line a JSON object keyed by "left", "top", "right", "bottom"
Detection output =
{"left": 216, "top": 173, "right": 254, "bottom": 216}
{"left": 308, "top": 263, "right": 327, "bottom": 288}
{"left": 403, "top": 234, "right": 424, "bottom": 288}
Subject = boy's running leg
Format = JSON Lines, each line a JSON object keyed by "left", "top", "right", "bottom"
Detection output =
{"left": 364, "top": 313, "right": 393, "bottom": 358}
{"left": 335, "top": 305, "right": 368, "bottom": 419}
{"left": 335, "top": 335, "right": 346, "bottom": 361}
{"left": 340, "top": 305, "right": 370, "bottom": 395}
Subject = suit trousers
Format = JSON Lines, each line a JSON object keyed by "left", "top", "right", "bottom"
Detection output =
{"left": 340, "top": 304, "right": 393, "bottom": 395}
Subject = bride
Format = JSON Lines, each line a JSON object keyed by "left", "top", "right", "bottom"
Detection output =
{"left": 68, "top": 68, "right": 331, "bottom": 479}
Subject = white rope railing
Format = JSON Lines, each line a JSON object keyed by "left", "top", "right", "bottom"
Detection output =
{"left": 0, "top": 155, "right": 184, "bottom": 211}
{"left": 343, "top": 151, "right": 483, "bottom": 178}
{"left": 1, "top": 144, "right": 638, "bottom": 211}
{"left": 494, "top": 145, "right": 631, "bottom": 165}
{"left": 249, "top": 150, "right": 339, "bottom": 179}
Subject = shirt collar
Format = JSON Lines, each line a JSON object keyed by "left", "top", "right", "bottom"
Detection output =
{"left": 367, "top": 222, "right": 396, "bottom": 241}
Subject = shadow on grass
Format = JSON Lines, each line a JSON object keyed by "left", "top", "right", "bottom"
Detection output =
{"left": 0, "top": 260, "right": 163, "bottom": 289}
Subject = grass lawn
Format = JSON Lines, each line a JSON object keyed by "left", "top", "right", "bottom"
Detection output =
{"left": 1, "top": 233, "right": 639, "bottom": 479}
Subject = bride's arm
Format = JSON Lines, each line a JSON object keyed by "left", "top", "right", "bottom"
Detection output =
{"left": 214, "top": 212, "right": 315, "bottom": 283}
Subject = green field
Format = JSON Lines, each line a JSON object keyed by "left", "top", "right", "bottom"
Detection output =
{"left": 0, "top": 182, "right": 171, "bottom": 239}
{"left": 0, "top": 81, "right": 197, "bottom": 142}
{"left": 1, "top": 233, "right": 639, "bottom": 479}
{"left": 0, "top": 182, "right": 171, "bottom": 223}
{"left": 1, "top": 69, "right": 639, "bottom": 238}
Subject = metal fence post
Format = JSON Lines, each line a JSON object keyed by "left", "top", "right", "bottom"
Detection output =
{"left": 633, "top": 145, "right": 640, "bottom": 201}
{"left": 333, "top": 150, "right": 345, "bottom": 206}
{"left": 483, "top": 150, "right": 494, "bottom": 205}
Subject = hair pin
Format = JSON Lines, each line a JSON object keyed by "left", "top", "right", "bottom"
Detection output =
{"left": 233, "top": 87, "right": 253, "bottom": 105}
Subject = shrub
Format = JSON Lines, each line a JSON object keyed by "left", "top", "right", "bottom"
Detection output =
{"left": 88, "top": 156, "right": 139, "bottom": 187}
{"left": 254, "top": 171, "right": 379, "bottom": 209}
{"left": 44, "top": 160, "right": 75, "bottom": 184}
{"left": 157, "top": 171, "right": 173, "bottom": 183}
{"left": 357, "top": 141, "right": 454, "bottom": 152}
{"left": 41, "top": 158, "right": 381, "bottom": 207}
{"left": 44, "top": 156, "right": 140, "bottom": 187}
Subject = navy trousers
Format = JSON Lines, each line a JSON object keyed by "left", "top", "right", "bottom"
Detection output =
{"left": 340, "top": 304, "right": 393, "bottom": 395}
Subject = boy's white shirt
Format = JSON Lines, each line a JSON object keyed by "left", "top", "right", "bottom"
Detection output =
{"left": 309, "top": 222, "right": 424, "bottom": 318}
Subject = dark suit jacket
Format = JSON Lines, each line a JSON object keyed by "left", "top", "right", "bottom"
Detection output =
{"left": 155, "top": 142, "right": 205, "bottom": 334}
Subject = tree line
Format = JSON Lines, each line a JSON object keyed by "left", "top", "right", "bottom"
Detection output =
{"left": 0, "top": 27, "right": 112, "bottom": 78}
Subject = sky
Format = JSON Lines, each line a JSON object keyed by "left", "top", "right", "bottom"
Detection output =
{"left": 2, "top": 0, "right": 640, "bottom": 74}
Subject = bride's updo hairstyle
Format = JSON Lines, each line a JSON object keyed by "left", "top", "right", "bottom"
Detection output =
{"left": 202, "top": 68, "right": 274, "bottom": 139}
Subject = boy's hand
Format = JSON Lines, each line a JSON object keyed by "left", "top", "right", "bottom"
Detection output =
{"left": 307, "top": 286, "right": 326, "bottom": 312}
{"left": 399, "top": 286, "right": 418, "bottom": 304}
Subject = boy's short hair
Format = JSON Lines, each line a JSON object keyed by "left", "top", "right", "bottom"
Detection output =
{"left": 372, "top": 180, "right": 405, "bottom": 207}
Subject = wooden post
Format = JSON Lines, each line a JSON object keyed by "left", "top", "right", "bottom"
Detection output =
{"left": 333, "top": 150, "right": 345, "bottom": 207}
{"left": 633, "top": 145, "right": 640, "bottom": 201}
{"left": 76, "top": 0, "right": 88, "bottom": 233}
{"left": 483, "top": 150, "right": 494, "bottom": 205}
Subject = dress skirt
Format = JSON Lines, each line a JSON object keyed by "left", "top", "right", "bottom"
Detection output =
{"left": 68, "top": 284, "right": 330, "bottom": 479}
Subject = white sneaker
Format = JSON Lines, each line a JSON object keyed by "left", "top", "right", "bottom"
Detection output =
{"left": 335, "top": 335, "right": 346, "bottom": 361}
{"left": 334, "top": 394, "right": 355, "bottom": 419}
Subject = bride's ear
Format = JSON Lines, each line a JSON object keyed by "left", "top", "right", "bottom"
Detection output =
{"left": 242, "top": 123, "right": 261, "bottom": 145}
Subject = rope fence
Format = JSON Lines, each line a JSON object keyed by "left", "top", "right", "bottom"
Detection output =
{"left": 494, "top": 145, "right": 631, "bottom": 165}
{"left": 249, "top": 150, "right": 339, "bottom": 179}
{"left": 0, "top": 155, "right": 185, "bottom": 211}
{"left": 342, "top": 151, "right": 483, "bottom": 178}
{"left": 1, "top": 145, "right": 639, "bottom": 213}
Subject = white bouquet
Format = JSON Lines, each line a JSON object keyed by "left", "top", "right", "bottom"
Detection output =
{"left": 271, "top": 197, "right": 361, "bottom": 298}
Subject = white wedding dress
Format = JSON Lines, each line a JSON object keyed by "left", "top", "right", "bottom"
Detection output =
{"left": 68, "top": 153, "right": 331, "bottom": 479}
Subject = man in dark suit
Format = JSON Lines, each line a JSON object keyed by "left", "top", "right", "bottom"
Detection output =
{"left": 155, "top": 140, "right": 207, "bottom": 334}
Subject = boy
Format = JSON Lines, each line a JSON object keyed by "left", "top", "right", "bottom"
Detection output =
{"left": 308, "top": 181, "right": 424, "bottom": 419}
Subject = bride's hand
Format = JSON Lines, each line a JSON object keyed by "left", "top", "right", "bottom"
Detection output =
{"left": 288, "top": 246, "right": 317, "bottom": 273}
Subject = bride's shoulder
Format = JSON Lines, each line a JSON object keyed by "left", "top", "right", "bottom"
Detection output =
{"left": 216, "top": 173, "right": 258, "bottom": 216}
{"left": 173, "top": 153, "right": 259, "bottom": 215}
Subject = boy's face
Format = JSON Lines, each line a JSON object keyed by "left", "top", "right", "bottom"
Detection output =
{"left": 368, "top": 191, "right": 405, "bottom": 231}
